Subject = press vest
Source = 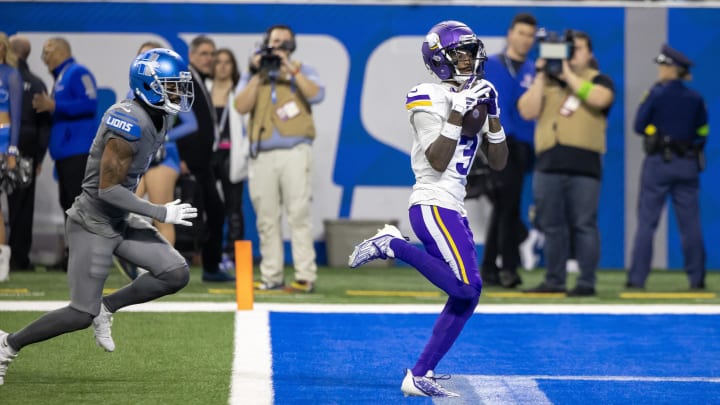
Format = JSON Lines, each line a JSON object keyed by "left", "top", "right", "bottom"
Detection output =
{"left": 535, "top": 69, "right": 607, "bottom": 155}
{"left": 250, "top": 76, "right": 315, "bottom": 142}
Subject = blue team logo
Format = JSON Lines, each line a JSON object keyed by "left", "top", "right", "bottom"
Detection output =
{"left": 106, "top": 113, "right": 141, "bottom": 139}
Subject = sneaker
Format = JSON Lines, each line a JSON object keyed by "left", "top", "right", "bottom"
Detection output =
{"left": 114, "top": 256, "right": 138, "bottom": 281}
{"left": 400, "top": 368, "right": 459, "bottom": 397}
{"left": 0, "top": 330, "right": 18, "bottom": 385}
{"left": 348, "top": 224, "right": 405, "bottom": 268}
{"left": 289, "top": 280, "right": 314, "bottom": 293}
{"left": 93, "top": 304, "right": 115, "bottom": 352}
{"left": 567, "top": 285, "right": 596, "bottom": 297}
{"left": 202, "top": 269, "right": 236, "bottom": 282}
{"left": 253, "top": 281, "right": 286, "bottom": 291}
{"left": 499, "top": 269, "right": 522, "bottom": 288}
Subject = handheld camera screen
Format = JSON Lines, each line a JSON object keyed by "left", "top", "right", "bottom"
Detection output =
{"left": 540, "top": 42, "right": 569, "bottom": 59}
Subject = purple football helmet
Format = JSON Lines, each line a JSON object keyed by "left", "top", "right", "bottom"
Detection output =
{"left": 421, "top": 20, "right": 487, "bottom": 83}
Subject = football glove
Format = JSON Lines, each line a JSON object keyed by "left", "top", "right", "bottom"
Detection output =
{"left": 475, "top": 80, "right": 500, "bottom": 118}
{"left": 163, "top": 199, "right": 198, "bottom": 226}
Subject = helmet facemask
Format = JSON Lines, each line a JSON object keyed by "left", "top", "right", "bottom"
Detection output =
{"left": 137, "top": 67, "right": 194, "bottom": 115}
{"left": 444, "top": 39, "right": 486, "bottom": 85}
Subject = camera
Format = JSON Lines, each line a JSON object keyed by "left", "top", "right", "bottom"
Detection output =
{"left": 258, "top": 47, "right": 282, "bottom": 76}
{"left": 537, "top": 28, "right": 575, "bottom": 77}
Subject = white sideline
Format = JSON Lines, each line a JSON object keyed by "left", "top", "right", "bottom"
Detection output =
{"left": 2, "top": 301, "right": 720, "bottom": 314}
{"left": 229, "top": 310, "right": 273, "bottom": 405}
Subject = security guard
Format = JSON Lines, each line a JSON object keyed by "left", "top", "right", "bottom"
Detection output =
{"left": 627, "top": 44, "right": 709, "bottom": 289}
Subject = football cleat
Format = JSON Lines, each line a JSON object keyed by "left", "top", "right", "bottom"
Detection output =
{"left": 348, "top": 224, "right": 405, "bottom": 268}
{"left": 0, "top": 330, "right": 18, "bottom": 385}
{"left": 93, "top": 304, "right": 115, "bottom": 352}
{"left": 400, "top": 368, "right": 459, "bottom": 397}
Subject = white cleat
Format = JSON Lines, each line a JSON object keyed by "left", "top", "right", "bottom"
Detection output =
{"left": 0, "top": 330, "right": 18, "bottom": 385}
{"left": 348, "top": 224, "right": 404, "bottom": 268}
{"left": 400, "top": 368, "right": 459, "bottom": 397}
{"left": 93, "top": 304, "right": 115, "bottom": 352}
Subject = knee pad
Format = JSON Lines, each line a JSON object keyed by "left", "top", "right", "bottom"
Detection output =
{"left": 158, "top": 266, "right": 190, "bottom": 293}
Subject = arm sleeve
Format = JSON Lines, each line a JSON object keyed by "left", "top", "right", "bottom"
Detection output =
{"left": 167, "top": 110, "right": 198, "bottom": 142}
{"left": 301, "top": 65, "right": 325, "bottom": 104}
{"left": 8, "top": 68, "right": 23, "bottom": 149}
{"left": 97, "top": 184, "right": 167, "bottom": 222}
{"left": 54, "top": 69, "right": 98, "bottom": 118}
{"left": 634, "top": 89, "right": 656, "bottom": 135}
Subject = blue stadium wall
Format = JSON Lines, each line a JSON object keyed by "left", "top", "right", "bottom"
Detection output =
{"left": 2, "top": 2, "right": 717, "bottom": 270}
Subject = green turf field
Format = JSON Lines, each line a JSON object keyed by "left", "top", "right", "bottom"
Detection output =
{"left": 0, "top": 266, "right": 716, "bottom": 304}
{"left": 0, "top": 312, "right": 234, "bottom": 405}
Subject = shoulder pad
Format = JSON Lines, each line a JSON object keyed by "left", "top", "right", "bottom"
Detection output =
{"left": 405, "top": 83, "right": 446, "bottom": 114}
{"left": 104, "top": 103, "right": 142, "bottom": 141}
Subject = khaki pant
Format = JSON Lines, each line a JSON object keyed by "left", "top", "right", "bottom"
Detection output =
{"left": 249, "top": 143, "right": 317, "bottom": 285}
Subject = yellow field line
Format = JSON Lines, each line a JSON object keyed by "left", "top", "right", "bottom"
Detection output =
{"left": 486, "top": 292, "right": 567, "bottom": 299}
{"left": 0, "top": 288, "right": 30, "bottom": 294}
{"left": 208, "top": 289, "right": 236, "bottom": 295}
{"left": 346, "top": 290, "right": 442, "bottom": 298}
{"left": 620, "top": 292, "right": 716, "bottom": 299}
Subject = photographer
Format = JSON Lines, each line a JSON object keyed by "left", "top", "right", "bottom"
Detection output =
{"left": 627, "top": 44, "right": 708, "bottom": 290}
{"left": 518, "top": 30, "right": 614, "bottom": 297}
{"left": 234, "top": 24, "right": 325, "bottom": 293}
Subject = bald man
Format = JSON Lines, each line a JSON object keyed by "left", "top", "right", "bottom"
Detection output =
{"left": 7, "top": 35, "right": 51, "bottom": 271}
{"left": 34, "top": 37, "right": 98, "bottom": 270}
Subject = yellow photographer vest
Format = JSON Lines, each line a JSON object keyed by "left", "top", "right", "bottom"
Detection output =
{"left": 250, "top": 76, "right": 316, "bottom": 142}
{"left": 535, "top": 69, "right": 607, "bottom": 155}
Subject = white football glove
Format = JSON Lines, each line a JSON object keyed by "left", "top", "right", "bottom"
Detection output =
{"left": 449, "top": 85, "right": 494, "bottom": 115}
{"left": 163, "top": 199, "right": 198, "bottom": 226}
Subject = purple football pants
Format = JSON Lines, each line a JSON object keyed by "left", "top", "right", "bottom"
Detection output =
{"left": 390, "top": 204, "right": 482, "bottom": 376}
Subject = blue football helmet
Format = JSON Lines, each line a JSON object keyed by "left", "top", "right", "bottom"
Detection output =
{"left": 129, "top": 48, "right": 194, "bottom": 115}
{"left": 421, "top": 20, "right": 487, "bottom": 84}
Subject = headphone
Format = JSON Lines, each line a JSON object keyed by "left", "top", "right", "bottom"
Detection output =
{"left": 262, "top": 24, "right": 296, "bottom": 53}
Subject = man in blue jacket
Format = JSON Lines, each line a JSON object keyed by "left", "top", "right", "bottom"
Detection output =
{"left": 479, "top": 13, "right": 538, "bottom": 288}
{"left": 32, "top": 37, "right": 97, "bottom": 270}
{"left": 33, "top": 37, "right": 97, "bottom": 217}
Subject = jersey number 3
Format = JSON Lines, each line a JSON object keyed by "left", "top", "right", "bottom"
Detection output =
{"left": 456, "top": 135, "right": 479, "bottom": 176}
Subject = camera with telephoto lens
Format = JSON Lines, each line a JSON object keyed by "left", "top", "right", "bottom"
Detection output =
{"left": 536, "top": 28, "right": 575, "bottom": 77}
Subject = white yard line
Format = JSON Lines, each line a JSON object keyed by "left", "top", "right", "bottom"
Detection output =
{"left": 229, "top": 310, "right": 273, "bottom": 405}
{"left": 2, "top": 301, "right": 720, "bottom": 314}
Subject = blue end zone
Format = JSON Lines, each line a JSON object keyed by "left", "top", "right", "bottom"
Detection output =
{"left": 270, "top": 313, "right": 720, "bottom": 404}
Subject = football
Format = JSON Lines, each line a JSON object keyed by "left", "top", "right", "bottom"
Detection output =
{"left": 461, "top": 103, "right": 488, "bottom": 136}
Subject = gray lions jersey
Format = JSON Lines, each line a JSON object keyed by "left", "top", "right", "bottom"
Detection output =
{"left": 67, "top": 100, "right": 168, "bottom": 237}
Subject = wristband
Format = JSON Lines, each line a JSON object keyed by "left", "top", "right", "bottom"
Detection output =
{"left": 6, "top": 146, "right": 19, "bottom": 156}
{"left": 486, "top": 127, "right": 506, "bottom": 144}
{"left": 440, "top": 123, "right": 462, "bottom": 140}
{"left": 576, "top": 80, "right": 593, "bottom": 101}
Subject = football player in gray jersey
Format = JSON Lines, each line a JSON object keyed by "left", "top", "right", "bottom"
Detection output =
{"left": 0, "top": 48, "right": 197, "bottom": 385}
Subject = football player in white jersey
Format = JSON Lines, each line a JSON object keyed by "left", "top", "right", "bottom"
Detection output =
{"left": 349, "top": 20, "right": 507, "bottom": 397}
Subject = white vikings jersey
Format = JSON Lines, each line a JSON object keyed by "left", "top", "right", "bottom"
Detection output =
{"left": 405, "top": 82, "right": 489, "bottom": 216}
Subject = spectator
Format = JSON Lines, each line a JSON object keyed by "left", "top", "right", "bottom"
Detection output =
{"left": 519, "top": 30, "right": 615, "bottom": 297}
{"left": 234, "top": 24, "right": 324, "bottom": 293}
{"left": 0, "top": 48, "right": 197, "bottom": 385}
{"left": 479, "top": 12, "right": 538, "bottom": 288}
{"left": 349, "top": 20, "right": 507, "bottom": 397}
{"left": 0, "top": 33, "right": 23, "bottom": 281}
{"left": 627, "top": 44, "right": 708, "bottom": 290}
{"left": 33, "top": 37, "right": 98, "bottom": 271}
{"left": 114, "top": 41, "right": 198, "bottom": 280}
{"left": 176, "top": 36, "right": 233, "bottom": 282}
{"left": 7, "top": 35, "right": 52, "bottom": 273}
{"left": 206, "top": 48, "right": 248, "bottom": 271}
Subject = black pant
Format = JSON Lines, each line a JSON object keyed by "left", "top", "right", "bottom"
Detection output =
{"left": 190, "top": 166, "right": 225, "bottom": 273}
{"left": 481, "top": 138, "right": 533, "bottom": 274}
{"left": 212, "top": 149, "right": 245, "bottom": 257}
{"left": 8, "top": 164, "right": 38, "bottom": 269}
{"left": 56, "top": 154, "right": 89, "bottom": 214}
